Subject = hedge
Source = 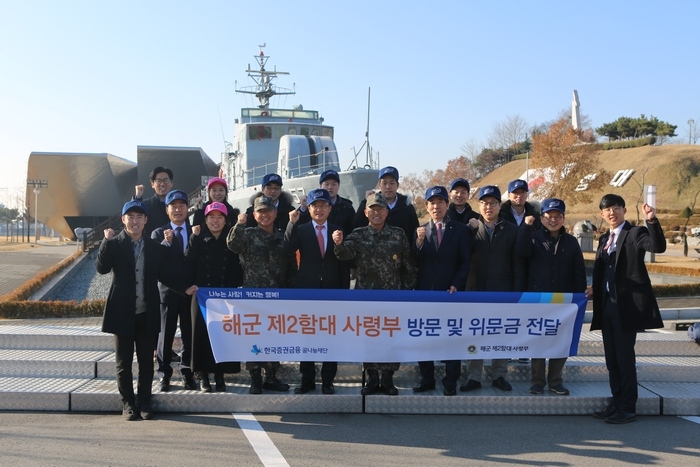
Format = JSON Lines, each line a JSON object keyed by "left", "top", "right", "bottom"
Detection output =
{"left": 600, "top": 136, "right": 656, "bottom": 150}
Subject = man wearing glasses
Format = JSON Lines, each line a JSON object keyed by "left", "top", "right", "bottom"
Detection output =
{"left": 461, "top": 185, "right": 527, "bottom": 394}
{"left": 133, "top": 166, "right": 174, "bottom": 237}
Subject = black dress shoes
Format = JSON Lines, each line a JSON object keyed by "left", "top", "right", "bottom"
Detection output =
{"left": 321, "top": 384, "right": 335, "bottom": 395}
{"left": 263, "top": 376, "right": 290, "bottom": 392}
{"left": 412, "top": 382, "right": 436, "bottom": 393}
{"left": 592, "top": 403, "right": 618, "bottom": 419}
{"left": 139, "top": 401, "right": 153, "bottom": 420}
{"left": 605, "top": 409, "right": 637, "bottom": 424}
{"left": 182, "top": 374, "right": 197, "bottom": 390}
{"left": 158, "top": 377, "right": 170, "bottom": 392}
{"left": 459, "top": 380, "right": 482, "bottom": 392}
{"left": 294, "top": 383, "right": 316, "bottom": 394}
{"left": 443, "top": 387, "right": 457, "bottom": 396}
{"left": 122, "top": 403, "right": 138, "bottom": 421}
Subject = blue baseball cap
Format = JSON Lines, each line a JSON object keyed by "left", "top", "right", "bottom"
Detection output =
{"left": 319, "top": 170, "right": 340, "bottom": 184}
{"left": 307, "top": 188, "right": 332, "bottom": 205}
{"left": 165, "top": 190, "right": 188, "bottom": 205}
{"left": 378, "top": 166, "right": 399, "bottom": 181}
{"left": 449, "top": 178, "right": 470, "bottom": 191}
{"left": 424, "top": 185, "right": 449, "bottom": 202}
{"left": 541, "top": 198, "right": 566, "bottom": 214}
{"left": 478, "top": 185, "right": 501, "bottom": 201}
{"left": 122, "top": 200, "right": 147, "bottom": 216}
{"left": 508, "top": 179, "right": 529, "bottom": 193}
{"left": 262, "top": 173, "right": 283, "bottom": 187}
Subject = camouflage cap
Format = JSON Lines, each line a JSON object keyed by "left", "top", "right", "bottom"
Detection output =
{"left": 366, "top": 192, "right": 388, "bottom": 209}
{"left": 254, "top": 196, "right": 276, "bottom": 211}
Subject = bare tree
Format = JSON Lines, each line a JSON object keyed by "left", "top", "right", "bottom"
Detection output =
{"left": 460, "top": 138, "right": 484, "bottom": 161}
{"left": 487, "top": 115, "right": 530, "bottom": 157}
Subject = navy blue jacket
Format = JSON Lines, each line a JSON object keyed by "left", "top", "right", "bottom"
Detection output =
{"left": 413, "top": 219, "right": 471, "bottom": 291}
{"left": 520, "top": 225, "right": 586, "bottom": 293}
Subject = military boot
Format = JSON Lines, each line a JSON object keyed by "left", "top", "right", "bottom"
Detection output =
{"left": 249, "top": 368, "right": 263, "bottom": 394}
{"left": 361, "top": 369, "right": 380, "bottom": 395}
{"left": 380, "top": 370, "right": 398, "bottom": 395}
{"left": 262, "top": 367, "right": 290, "bottom": 392}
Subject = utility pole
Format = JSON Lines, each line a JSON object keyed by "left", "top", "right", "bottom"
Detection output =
{"left": 26, "top": 179, "right": 48, "bottom": 243}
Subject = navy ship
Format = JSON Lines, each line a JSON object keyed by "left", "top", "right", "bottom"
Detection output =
{"left": 219, "top": 46, "right": 379, "bottom": 212}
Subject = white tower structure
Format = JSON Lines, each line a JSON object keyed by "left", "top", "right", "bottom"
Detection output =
{"left": 572, "top": 90, "right": 581, "bottom": 130}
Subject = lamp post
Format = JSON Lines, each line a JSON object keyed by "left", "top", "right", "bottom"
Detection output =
{"left": 689, "top": 119, "right": 695, "bottom": 145}
{"left": 26, "top": 179, "right": 48, "bottom": 244}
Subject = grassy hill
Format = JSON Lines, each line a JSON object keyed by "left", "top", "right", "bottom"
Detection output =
{"left": 475, "top": 144, "right": 700, "bottom": 229}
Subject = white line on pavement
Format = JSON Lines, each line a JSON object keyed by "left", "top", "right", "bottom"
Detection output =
{"left": 679, "top": 416, "right": 700, "bottom": 425}
{"left": 233, "top": 413, "right": 290, "bottom": 467}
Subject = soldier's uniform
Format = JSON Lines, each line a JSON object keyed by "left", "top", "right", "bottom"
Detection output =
{"left": 227, "top": 197, "right": 297, "bottom": 393}
{"left": 335, "top": 192, "right": 416, "bottom": 395}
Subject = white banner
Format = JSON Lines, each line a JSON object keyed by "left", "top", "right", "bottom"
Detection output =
{"left": 196, "top": 288, "right": 588, "bottom": 362}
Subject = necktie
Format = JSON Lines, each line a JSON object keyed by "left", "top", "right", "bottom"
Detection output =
{"left": 316, "top": 225, "right": 325, "bottom": 258}
{"left": 604, "top": 231, "right": 615, "bottom": 254}
{"left": 175, "top": 226, "right": 184, "bottom": 253}
{"left": 436, "top": 222, "right": 442, "bottom": 248}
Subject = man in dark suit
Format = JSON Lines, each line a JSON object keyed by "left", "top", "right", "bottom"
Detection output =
{"left": 296, "top": 169, "right": 356, "bottom": 235}
{"left": 151, "top": 190, "right": 196, "bottom": 392}
{"left": 286, "top": 188, "right": 351, "bottom": 394}
{"left": 461, "top": 185, "right": 527, "bottom": 393}
{"left": 96, "top": 200, "right": 189, "bottom": 421}
{"left": 133, "top": 166, "right": 173, "bottom": 238}
{"left": 587, "top": 194, "right": 666, "bottom": 424}
{"left": 412, "top": 186, "right": 471, "bottom": 396}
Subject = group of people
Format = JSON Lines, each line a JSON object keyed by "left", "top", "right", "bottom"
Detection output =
{"left": 97, "top": 164, "right": 666, "bottom": 426}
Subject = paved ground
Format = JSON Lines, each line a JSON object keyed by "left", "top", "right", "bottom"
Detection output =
{"left": 0, "top": 412, "right": 698, "bottom": 466}
{"left": 0, "top": 241, "right": 80, "bottom": 297}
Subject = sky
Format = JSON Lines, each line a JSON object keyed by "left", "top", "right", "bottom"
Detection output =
{"left": 1, "top": 1, "right": 699, "bottom": 209}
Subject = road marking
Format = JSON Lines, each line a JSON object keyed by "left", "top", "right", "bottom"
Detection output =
{"left": 233, "top": 413, "right": 290, "bottom": 467}
{"left": 679, "top": 416, "right": 700, "bottom": 425}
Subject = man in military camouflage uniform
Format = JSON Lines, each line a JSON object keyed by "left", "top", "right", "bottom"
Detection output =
{"left": 333, "top": 192, "right": 416, "bottom": 395}
{"left": 227, "top": 196, "right": 297, "bottom": 394}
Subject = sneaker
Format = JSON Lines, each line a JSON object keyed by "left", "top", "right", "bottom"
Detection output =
{"left": 549, "top": 384, "right": 570, "bottom": 395}
{"left": 529, "top": 384, "right": 544, "bottom": 394}
{"left": 459, "top": 380, "right": 482, "bottom": 392}
{"left": 122, "top": 403, "right": 138, "bottom": 421}
{"left": 491, "top": 377, "right": 512, "bottom": 391}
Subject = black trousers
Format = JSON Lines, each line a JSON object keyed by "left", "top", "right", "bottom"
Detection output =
{"left": 418, "top": 360, "right": 461, "bottom": 390}
{"left": 156, "top": 295, "right": 193, "bottom": 378}
{"left": 299, "top": 361, "right": 337, "bottom": 385}
{"left": 114, "top": 313, "right": 158, "bottom": 405}
{"left": 602, "top": 297, "right": 638, "bottom": 413}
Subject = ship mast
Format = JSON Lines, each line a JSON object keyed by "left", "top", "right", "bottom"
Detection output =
{"left": 235, "top": 44, "right": 295, "bottom": 109}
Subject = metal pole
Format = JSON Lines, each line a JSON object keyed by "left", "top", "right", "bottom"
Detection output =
{"left": 33, "top": 187, "right": 40, "bottom": 243}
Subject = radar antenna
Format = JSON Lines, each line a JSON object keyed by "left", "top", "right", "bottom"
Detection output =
{"left": 235, "top": 45, "right": 295, "bottom": 109}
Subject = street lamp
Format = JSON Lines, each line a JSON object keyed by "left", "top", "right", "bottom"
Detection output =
{"left": 689, "top": 119, "right": 695, "bottom": 145}
{"left": 26, "top": 179, "right": 48, "bottom": 244}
